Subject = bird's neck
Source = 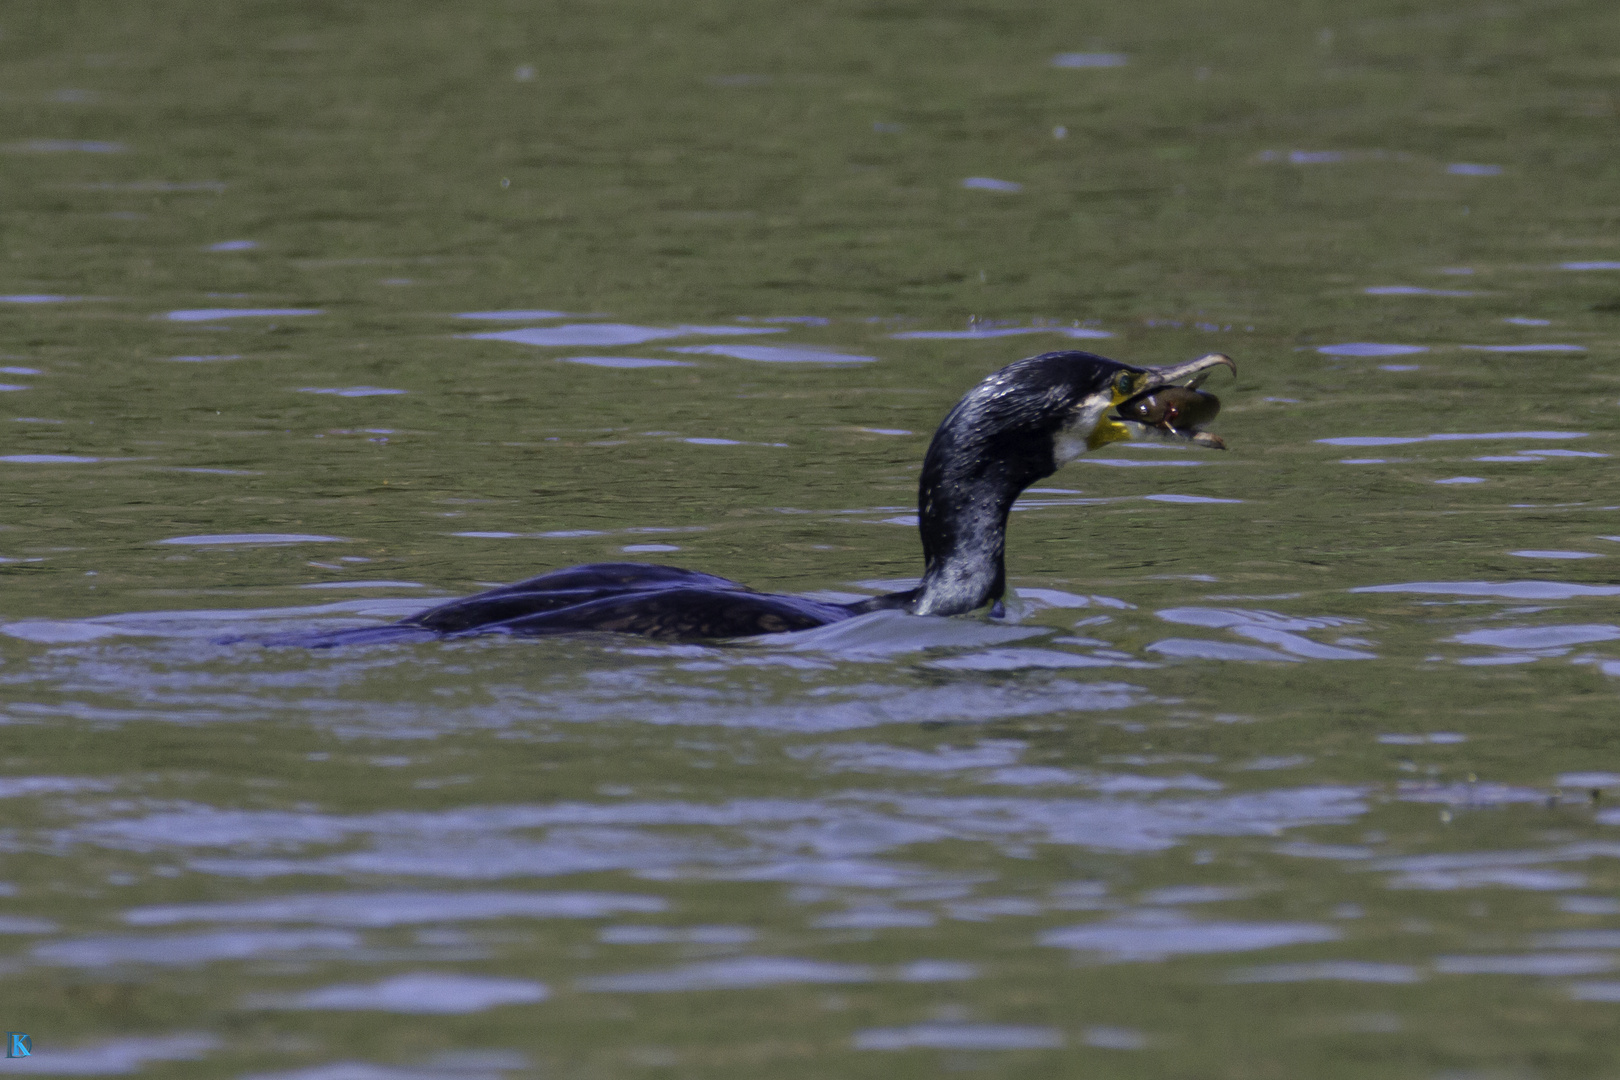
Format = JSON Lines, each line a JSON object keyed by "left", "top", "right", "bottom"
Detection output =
{"left": 907, "top": 428, "right": 1056, "bottom": 617}
{"left": 907, "top": 468, "right": 1017, "bottom": 615}
{"left": 846, "top": 366, "right": 1091, "bottom": 620}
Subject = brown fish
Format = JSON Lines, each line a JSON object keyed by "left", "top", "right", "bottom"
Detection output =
{"left": 1116, "top": 384, "right": 1225, "bottom": 448}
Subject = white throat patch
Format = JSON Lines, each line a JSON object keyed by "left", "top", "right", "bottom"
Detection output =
{"left": 1053, "top": 389, "right": 1119, "bottom": 464}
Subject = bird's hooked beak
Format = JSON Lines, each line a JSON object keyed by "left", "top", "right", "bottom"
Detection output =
{"left": 1107, "top": 352, "right": 1236, "bottom": 450}
{"left": 1141, "top": 352, "right": 1237, "bottom": 390}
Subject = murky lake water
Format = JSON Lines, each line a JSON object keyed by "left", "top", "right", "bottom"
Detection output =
{"left": 2, "top": 2, "right": 1620, "bottom": 1077}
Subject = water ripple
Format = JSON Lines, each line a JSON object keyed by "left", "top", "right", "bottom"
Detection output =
{"left": 1435, "top": 954, "right": 1616, "bottom": 976}
{"left": 465, "top": 324, "right": 781, "bottom": 347}
{"left": 0, "top": 1034, "right": 217, "bottom": 1074}
{"left": 1225, "top": 961, "right": 1423, "bottom": 983}
{"left": 248, "top": 973, "right": 548, "bottom": 1013}
{"left": 578, "top": 956, "right": 970, "bottom": 992}
{"left": 34, "top": 929, "right": 359, "bottom": 967}
{"left": 122, "top": 890, "right": 666, "bottom": 927}
{"left": 1354, "top": 581, "right": 1620, "bottom": 600}
{"left": 1155, "top": 607, "right": 1374, "bottom": 660}
{"left": 1319, "top": 431, "right": 1585, "bottom": 447}
{"left": 667, "top": 344, "right": 875, "bottom": 364}
{"left": 855, "top": 1022, "right": 1063, "bottom": 1050}
{"left": 1040, "top": 911, "right": 1340, "bottom": 961}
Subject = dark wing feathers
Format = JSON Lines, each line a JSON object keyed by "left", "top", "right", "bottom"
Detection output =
{"left": 262, "top": 563, "right": 848, "bottom": 643}
{"left": 485, "top": 586, "right": 848, "bottom": 639}
{"left": 404, "top": 562, "right": 756, "bottom": 634}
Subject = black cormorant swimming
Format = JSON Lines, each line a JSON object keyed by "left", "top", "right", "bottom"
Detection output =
{"left": 279, "top": 349, "right": 1235, "bottom": 644}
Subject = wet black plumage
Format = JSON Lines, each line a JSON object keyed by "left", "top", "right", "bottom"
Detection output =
{"left": 269, "top": 349, "right": 1229, "bottom": 645}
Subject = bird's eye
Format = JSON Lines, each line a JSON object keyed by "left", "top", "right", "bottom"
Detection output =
{"left": 1113, "top": 372, "right": 1137, "bottom": 397}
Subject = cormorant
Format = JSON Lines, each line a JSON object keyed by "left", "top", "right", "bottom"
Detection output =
{"left": 274, "top": 350, "right": 1234, "bottom": 644}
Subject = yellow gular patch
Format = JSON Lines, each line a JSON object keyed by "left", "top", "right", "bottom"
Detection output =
{"left": 1087, "top": 417, "right": 1132, "bottom": 450}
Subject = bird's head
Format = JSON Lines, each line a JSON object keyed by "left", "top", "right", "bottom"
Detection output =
{"left": 926, "top": 350, "right": 1235, "bottom": 488}
{"left": 1057, "top": 350, "right": 1236, "bottom": 460}
{"left": 903, "top": 349, "right": 1236, "bottom": 616}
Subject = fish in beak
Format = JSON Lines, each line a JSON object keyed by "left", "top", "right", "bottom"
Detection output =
{"left": 1112, "top": 352, "right": 1236, "bottom": 449}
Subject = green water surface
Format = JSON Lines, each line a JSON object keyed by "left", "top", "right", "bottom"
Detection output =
{"left": 2, "top": 2, "right": 1620, "bottom": 1077}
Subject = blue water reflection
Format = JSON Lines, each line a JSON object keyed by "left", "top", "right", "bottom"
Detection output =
{"left": 0, "top": 1034, "right": 218, "bottom": 1074}
{"left": 8, "top": 139, "right": 124, "bottom": 152}
{"left": 298, "top": 387, "right": 406, "bottom": 397}
{"left": 1364, "top": 286, "right": 1477, "bottom": 297}
{"left": 250, "top": 974, "right": 548, "bottom": 1014}
{"left": 667, "top": 344, "right": 875, "bottom": 363}
{"left": 1226, "top": 962, "right": 1423, "bottom": 983}
{"left": 34, "top": 929, "right": 360, "bottom": 967}
{"left": 1353, "top": 581, "right": 1620, "bottom": 599}
{"left": 892, "top": 326, "right": 1110, "bottom": 341}
{"left": 961, "top": 177, "right": 1022, "bottom": 193}
{"left": 1317, "top": 343, "right": 1428, "bottom": 357}
{"left": 158, "top": 534, "right": 349, "bottom": 546}
{"left": 456, "top": 310, "right": 571, "bottom": 320}
{"left": 579, "top": 956, "right": 970, "bottom": 992}
{"left": 855, "top": 1022, "right": 1064, "bottom": 1050}
{"left": 1461, "top": 343, "right": 1584, "bottom": 353}
{"left": 1051, "top": 53, "right": 1127, "bottom": 68}
{"left": 1040, "top": 912, "right": 1340, "bottom": 961}
{"left": 163, "top": 308, "right": 322, "bottom": 321}
{"left": 1319, "top": 431, "right": 1586, "bottom": 447}
{"left": 465, "top": 324, "right": 781, "bottom": 347}
{"left": 124, "top": 891, "right": 666, "bottom": 926}
{"left": 559, "top": 356, "right": 693, "bottom": 368}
